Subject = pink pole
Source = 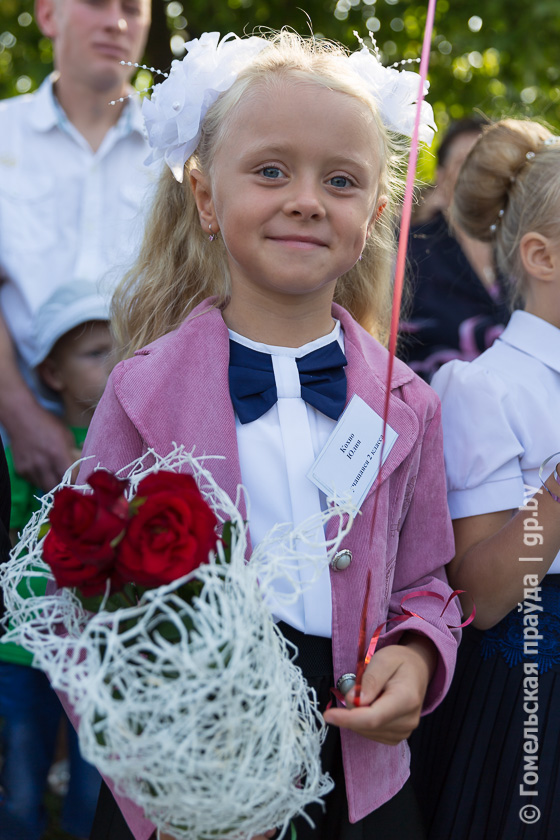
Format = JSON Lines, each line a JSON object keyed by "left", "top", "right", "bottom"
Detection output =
{"left": 368, "top": 0, "right": 438, "bottom": 543}
{"left": 382, "top": 0, "right": 436, "bottom": 426}
{"left": 386, "top": 0, "right": 438, "bottom": 382}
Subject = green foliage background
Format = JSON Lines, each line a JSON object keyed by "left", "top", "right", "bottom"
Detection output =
{"left": 1, "top": 0, "right": 559, "bottom": 176}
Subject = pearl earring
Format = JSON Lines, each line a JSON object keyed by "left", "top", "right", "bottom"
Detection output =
{"left": 208, "top": 223, "right": 216, "bottom": 242}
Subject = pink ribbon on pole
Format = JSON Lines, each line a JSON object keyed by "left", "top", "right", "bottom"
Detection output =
{"left": 371, "top": 0, "right": 439, "bottom": 530}
{"left": 349, "top": 0, "right": 478, "bottom": 705}
{"left": 388, "top": 0, "right": 438, "bottom": 366}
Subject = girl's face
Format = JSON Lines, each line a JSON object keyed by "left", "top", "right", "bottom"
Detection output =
{"left": 192, "top": 79, "right": 383, "bottom": 308}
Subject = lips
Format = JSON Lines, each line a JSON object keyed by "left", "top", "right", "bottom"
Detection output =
{"left": 93, "top": 43, "right": 127, "bottom": 60}
{"left": 269, "top": 234, "right": 327, "bottom": 248}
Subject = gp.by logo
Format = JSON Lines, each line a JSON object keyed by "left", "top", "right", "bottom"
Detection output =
{"left": 519, "top": 804, "right": 541, "bottom": 824}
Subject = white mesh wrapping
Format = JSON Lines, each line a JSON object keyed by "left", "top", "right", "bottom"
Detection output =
{"left": 0, "top": 447, "right": 356, "bottom": 839}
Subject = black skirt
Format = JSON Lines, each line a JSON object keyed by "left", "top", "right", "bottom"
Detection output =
{"left": 409, "top": 575, "right": 560, "bottom": 840}
{"left": 91, "top": 623, "right": 426, "bottom": 840}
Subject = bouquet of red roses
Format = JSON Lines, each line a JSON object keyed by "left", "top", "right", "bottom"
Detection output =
{"left": 0, "top": 448, "right": 354, "bottom": 840}
{"left": 42, "top": 468, "right": 218, "bottom": 605}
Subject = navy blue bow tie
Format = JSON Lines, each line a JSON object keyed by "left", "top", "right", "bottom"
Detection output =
{"left": 229, "top": 339, "right": 347, "bottom": 424}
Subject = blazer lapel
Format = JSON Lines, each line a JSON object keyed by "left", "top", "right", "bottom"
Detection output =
{"left": 129, "top": 301, "right": 248, "bottom": 525}
{"left": 344, "top": 335, "right": 419, "bottom": 498}
{"left": 322, "top": 307, "right": 420, "bottom": 543}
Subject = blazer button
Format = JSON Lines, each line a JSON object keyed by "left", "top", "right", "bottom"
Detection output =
{"left": 330, "top": 549, "right": 352, "bottom": 571}
{"left": 336, "top": 673, "right": 356, "bottom": 695}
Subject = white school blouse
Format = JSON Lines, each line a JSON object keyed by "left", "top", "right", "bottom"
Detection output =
{"left": 229, "top": 321, "right": 344, "bottom": 638}
{"left": 431, "top": 309, "right": 560, "bottom": 575}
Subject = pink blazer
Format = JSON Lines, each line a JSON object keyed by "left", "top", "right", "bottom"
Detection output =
{"left": 78, "top": 299, "right": 460, "bottom": 837}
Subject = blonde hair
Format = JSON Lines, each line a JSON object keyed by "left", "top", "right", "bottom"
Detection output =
{"left": 451, "top": 118, "right": 560, "bottom": 307}
{"left": 113, "top": 31, "right": 407, "bottom": 357}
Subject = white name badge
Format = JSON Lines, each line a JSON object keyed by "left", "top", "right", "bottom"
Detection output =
{"left": 307, "top": 394, "right": 398, "bottom": 511}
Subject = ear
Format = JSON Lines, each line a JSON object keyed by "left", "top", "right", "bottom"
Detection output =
{"left": 35, "top": 0, "right": 58, "bottom": 40}
{"left": 37, "top": 357, "right": 64, "bottom": 393}
{"left": 434, "top": 165, "right": 455, "bottom": 210}
{"left": 190, "top": 169, "right": 219, "bottom": 234}
{"left": 367, "top": 196, "right": 387, "bottom": 237}
{"left": 519, "top": 231, "right": 556, "bottom": 282}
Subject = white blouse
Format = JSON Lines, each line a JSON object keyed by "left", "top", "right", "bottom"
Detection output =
{"left": 229, "top": 321, "right": 344, "bottom": 637}
{"left": 432, "top": 309, "right": 560, "bottom": 574}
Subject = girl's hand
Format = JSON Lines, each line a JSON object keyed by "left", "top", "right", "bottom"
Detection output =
{"left": 323, "top": 634, "right": 436, "bottom": 745}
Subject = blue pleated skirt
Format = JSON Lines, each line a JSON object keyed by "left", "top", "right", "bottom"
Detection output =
{"left": 409, "top": 575, "right": 560, "bottom": 840}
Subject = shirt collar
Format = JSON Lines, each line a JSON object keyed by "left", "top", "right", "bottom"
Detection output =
{"left": 228, "top": 319, "right": 344, "bottom": 358}
{"left": 28, "top": 73, "right": 146, "bottom": 139}
{"left": 28, "top": 74, "right": 60, "bottom": 132}
{"left": 123, "top": 93, "right": 146, "bottom": 137}
{"left": 497, "top": 309, "right": 560, "bottom": 374}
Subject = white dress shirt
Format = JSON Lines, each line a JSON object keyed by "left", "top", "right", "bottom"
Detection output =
{"left": 229, "top": 321, "right": 345, "bottom": 637}
{"left": 432, "top": 309, "right": 560, "bottom": 574}
{"left": 0, "top": 75, "right": 158, "bottom": 365}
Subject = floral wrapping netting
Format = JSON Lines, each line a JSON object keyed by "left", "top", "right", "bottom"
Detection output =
{"left": 0, "top": 446, "right": 357, "bottom": 840}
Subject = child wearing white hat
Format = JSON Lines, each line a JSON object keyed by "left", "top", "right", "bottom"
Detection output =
{"left": 0, "top": 282, "right": 113, "bottom": 840}
{"left": 7, "top": 283, "right": 113, "bottom": 536}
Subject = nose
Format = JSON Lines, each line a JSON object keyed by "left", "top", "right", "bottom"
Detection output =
{"left": 103, "top": 1, "right": 128, "bottom": 33}
{"left": 283, "top": 177, "right": 326, "bottom": 221}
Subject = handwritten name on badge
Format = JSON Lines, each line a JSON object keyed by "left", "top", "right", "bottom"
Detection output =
{"left": 307, "top": 395, "right": 398, "bottom": 512}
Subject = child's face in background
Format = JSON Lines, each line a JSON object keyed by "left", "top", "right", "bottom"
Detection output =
{"left": 195, "top": 79, "right": 383, "bottom": 308}
{"left": 39, "top": 321, "right": 114, "bottom": 425}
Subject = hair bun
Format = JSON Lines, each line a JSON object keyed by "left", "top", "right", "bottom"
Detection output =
{"left": 451, "top": 119, "right": 553, "bottom": 242}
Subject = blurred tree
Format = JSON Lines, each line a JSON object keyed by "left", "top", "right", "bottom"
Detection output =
{"left": 1, "top": 0, "right": 559, "bottom": 172}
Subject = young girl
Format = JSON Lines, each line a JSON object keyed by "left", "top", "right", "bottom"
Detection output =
{"left": 81, "top": 31, "right": 461, "bottom": 840}
{"left": 410, "top": 119, "right": 560, "bottom": 839}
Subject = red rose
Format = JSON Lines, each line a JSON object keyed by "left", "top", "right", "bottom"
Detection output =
{"left": 43, "top": 530, "right": 126, "bottom": 597}
{"left": 48, "top": 473, "right": 129, "bottom": 564}
{"left": 87, "top": 471, "right": 130, "bottom": 518}
{"left": 116, "top": 472, "right": 218, "bottom": 587}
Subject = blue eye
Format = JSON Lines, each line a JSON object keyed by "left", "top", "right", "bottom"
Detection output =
{"left": 329, "top": 176, "right": 352, "bottom": 188}
{"left": 261, "top": 166, "right": 283, "bottom": 179}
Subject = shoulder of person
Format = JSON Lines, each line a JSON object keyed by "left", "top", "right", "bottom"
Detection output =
{"left": 430, "top": 351, "right": 526, "bottom": 461}
{"left": 431, "top": 344, "right": 514, "bottom": 408}
{"left": 0, "top": 85, "right": 42, "bottom": 130}
{"left": 111, "top": 298, "right": 223, "bottom": 395}
{"left": 0, "top": 89, "right": 35, "bottom": 115}
{"left": 0, "top": 83, "right": 49, "bottom": 163}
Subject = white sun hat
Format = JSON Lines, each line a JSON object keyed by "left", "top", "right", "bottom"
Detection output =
{"left": 31, "top": 282, "right": 110, "bottom": 368}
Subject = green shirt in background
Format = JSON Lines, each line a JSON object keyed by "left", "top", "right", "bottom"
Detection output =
{"left": 0, "top": 426, "right": 88, "bottom": 666}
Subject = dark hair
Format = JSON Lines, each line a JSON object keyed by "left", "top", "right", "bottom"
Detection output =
{"left": 437, "top": 116, "right": 490, "bottom": 168}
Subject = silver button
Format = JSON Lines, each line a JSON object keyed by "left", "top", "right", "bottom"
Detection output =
{"left": 336, "top": 673, "right": 356, "bottom": 695}
{"left": 330, "top": 549, "right": 352, "bottom": 571}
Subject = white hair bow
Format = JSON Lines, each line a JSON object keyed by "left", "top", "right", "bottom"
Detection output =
{"left": 346, "top": 44, "right": 436, "bottom": 145}
{"left": 143, "top": 32, "right": 268, "bottom": 181}
{"left": 143, "top": 31, "right": 436, "bottom": 182}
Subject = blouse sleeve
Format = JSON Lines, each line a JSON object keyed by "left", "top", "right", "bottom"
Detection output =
{"left": 431, "top": 360, "right": 526, "bottom": 519}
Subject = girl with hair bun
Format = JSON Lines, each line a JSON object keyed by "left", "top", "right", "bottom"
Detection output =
{"left": 80, "top": 29, "right": 461, "bottom": 840}
{"left": 410, "top": 119, "right": 560, "bottom": 839}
